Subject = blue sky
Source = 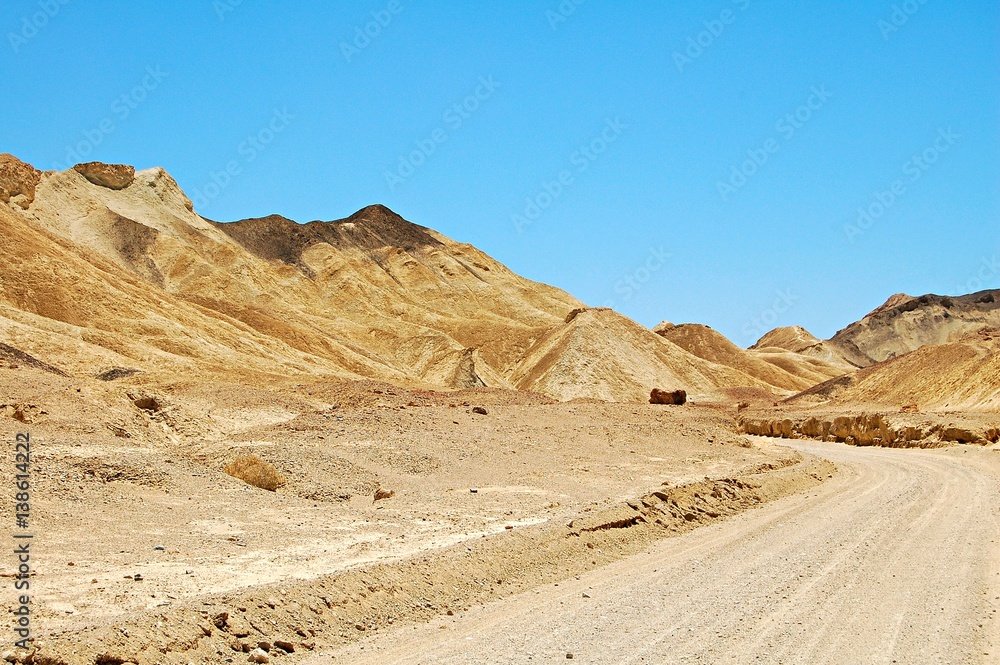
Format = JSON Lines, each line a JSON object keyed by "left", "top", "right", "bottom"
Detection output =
{"left": 2, "top": 0, "right": 997, "bottom": 344}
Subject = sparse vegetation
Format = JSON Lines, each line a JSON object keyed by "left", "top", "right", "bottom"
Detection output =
{"left": 224, "top": 454, "right": 287, "bottom": 491}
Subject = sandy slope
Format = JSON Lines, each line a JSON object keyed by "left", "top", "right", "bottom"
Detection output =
{"left": 751, "top": 325, "right": 860, "bottom": 372}
{"left": 657, "top": 322, "right": 848, "bottom": 392}
{"left": 325, "top": 440, "right": 1000, "bottom": 664}
{"left": 510, "top": 309, "right": 772, "bottom": 402}
{"left": 830, "top": 329, "right": 1000, "bottom": 412}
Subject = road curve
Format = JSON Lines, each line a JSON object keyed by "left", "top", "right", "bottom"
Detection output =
{"left": 314, "top": 441, "right": 1000, "bottom": 664}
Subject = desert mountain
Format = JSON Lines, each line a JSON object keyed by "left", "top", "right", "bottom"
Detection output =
{"left": 0, "top": 155, "right": 778, "bottom": 402}
{"left": 789, "top": 329, "right": 1000, "bottom": 412}
{"left": 750, "top": 326, "right": 860, "bottom": 373}
{"left": 1, "top": 155, "right": 580, "bottom": 387}
{"left": 826, "top": 291, "right": 1000, "bottom": 366}
{"left": 656, "top": 323, "right": 848, "bottom": 392}
{"left": 510, "top": 310, "right": 772, "bottom": 402}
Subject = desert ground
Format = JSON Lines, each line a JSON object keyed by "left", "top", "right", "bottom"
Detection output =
{"left": 322, "top": 440, "right": 1000, "bottom": 664}
{"left": 2, "top": 367, "right": 838, "bottom": 663}
{"left": 3, "top": 365, "right": 1000, "bottom": 664}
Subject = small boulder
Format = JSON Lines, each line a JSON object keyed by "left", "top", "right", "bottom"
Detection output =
{"left": 472, "top": 406, "right": 488, "bottom": 415}
{"left": 649, "top": 389, "right": 687, "bottom": 405}
{"left": 248, "top": 648, "right": 270, "bottom": 664}
{"left": 374, "top": 488, "right": 395, "bottom": 501}
{"left": 227, "top": 616, "right": 252, "bottom": 637}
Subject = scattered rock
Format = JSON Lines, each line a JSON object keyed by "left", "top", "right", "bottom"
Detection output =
{"left": 650, "top": 389, "right": 687, "bottom": 405}
{"left": 72, "top": 162, "right": 135, "bottom": 190}
{"left": 256, "top": 642, "right": 271, "bottom": 652}
{"left": 95, "top": 655, "right": 128, "bottom": 665}
{"left": 247, "top": 648, "right": 270, "bottom": 664}
{"left": 273, "top": 640, "right": 295, "bottom": 653}
{"left": 97, "top": 368, "right": 140, "bottom": 382}
{"left": 130, "top": 393, "right": 167, "bottom": 413}
{"left": 472, "top": 406, "right": 488, "bottom": 415}
{"left": 470, "top": 488, "right": 479, "bottom": 494}
{"left": 227, "top": 616, "right": 252, "bottom": 637}
{"left": 374, "top": 488, "right": 396, "bottom": 501}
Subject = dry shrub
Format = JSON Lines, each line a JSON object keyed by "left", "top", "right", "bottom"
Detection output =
{"left": 224, "top": 454, "right": 286, "bottom": 491}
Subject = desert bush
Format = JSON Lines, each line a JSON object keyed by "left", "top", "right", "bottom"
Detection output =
{"left": 224, "top": 454, "right": 286, "bottom": 491}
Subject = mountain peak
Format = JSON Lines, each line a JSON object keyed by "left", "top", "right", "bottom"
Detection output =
{"left": 211, "top": 206, "right": 445, "bottom": 268}
{"left": 864, "top": 293, "right": 914, "bottom": 319}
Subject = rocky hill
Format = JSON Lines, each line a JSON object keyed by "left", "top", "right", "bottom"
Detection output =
{"left": 510, "top": 310, "right": 771, "bottom": 402}
{"left": 788, "top": 329, "right": 1000, "bottom": 412}
{"left": 0, "top": 155, "right": 778, "bottom": 402}
{"left": 826, "top": 291, "right": 1000, "bottom": 366}
{"left": 655, "top": 323, "right": 847, "bottom": 392}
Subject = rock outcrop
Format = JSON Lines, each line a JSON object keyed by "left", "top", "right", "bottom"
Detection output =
{"left": 0, "top": 153, "right": 41, "bottom": 207}
{"left": 73, "top": 162, "right": 136, "bottom": 190}
{"left": 739, "top": 412, "right": 1000, "bottom": 447}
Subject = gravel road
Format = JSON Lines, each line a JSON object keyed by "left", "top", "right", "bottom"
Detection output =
{"left": 316, "top": 440, "right": 1000, "bottom": 664}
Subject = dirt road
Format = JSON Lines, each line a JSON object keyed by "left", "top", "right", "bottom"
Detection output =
{"left": 315, "top": 440, "right": 1000, "bottom": 664}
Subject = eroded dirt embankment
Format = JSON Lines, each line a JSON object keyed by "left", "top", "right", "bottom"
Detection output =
{"left": 27, "top": 454, "right": 833, "bottom": 665}
{"left": 739, "top": 412, "right": 1000, "bottom": 448}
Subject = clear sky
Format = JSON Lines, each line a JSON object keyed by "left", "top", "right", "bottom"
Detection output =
{"left": 2, "top": 1, "right": 997, "bottom": 345}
